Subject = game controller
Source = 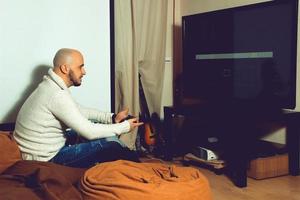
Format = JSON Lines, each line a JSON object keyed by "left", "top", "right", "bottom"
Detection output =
{"left": 120, "top": 115, "right": 135, "bottom": 122}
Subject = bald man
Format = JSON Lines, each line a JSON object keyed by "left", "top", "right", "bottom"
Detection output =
{"left": 13, "top": 48, "right": 142, "bottom": 168}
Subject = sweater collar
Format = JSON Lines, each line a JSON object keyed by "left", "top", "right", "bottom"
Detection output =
{"left": 46, "top": 68, "right": 69, "bottom": 90}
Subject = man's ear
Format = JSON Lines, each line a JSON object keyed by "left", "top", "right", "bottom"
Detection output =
{"left": 60, "top": 64, "right": 69, "bottom": 74}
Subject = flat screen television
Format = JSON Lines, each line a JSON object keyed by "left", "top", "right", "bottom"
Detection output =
{"left": 182, "top": 0, "right": 298, "bottom": 109}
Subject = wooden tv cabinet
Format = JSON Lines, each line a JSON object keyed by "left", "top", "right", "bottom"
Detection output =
{"left": 163, "top": 105, "right": 300, "bottom": 188}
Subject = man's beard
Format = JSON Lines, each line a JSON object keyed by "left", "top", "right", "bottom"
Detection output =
{"left": 69, "top": 70, "right": 82, "bottom": 86}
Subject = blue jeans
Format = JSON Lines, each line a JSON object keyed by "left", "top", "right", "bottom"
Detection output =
{"left": 51, "top": 131, "right": 139, "bottom": 168}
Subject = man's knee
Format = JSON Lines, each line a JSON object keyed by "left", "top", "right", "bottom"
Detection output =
{"left": 101, "top": 141, "right": 140, "bottom": 162}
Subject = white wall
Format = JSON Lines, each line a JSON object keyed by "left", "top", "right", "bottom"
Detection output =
{"left": 0, "top": 0, "right": 112, "bottom": 123}
{"left": 180, "top": 0, "right": 271, "bottom": 16}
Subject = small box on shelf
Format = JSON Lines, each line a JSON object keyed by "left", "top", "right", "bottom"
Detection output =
{"left": 247, "top": 153, "right": 289, "bottom": 179}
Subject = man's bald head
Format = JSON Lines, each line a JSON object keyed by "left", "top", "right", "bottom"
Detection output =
{"left": 52, "top": 48, "right": 86, "bottom": 87}
{"left": 53, "top": 48, "right": 82, "bottom": 68}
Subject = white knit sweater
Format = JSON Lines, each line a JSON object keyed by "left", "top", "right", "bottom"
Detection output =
{"left": 13, "top": 69, "right": 130, "bottom": 161}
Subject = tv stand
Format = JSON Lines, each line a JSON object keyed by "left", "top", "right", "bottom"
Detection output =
{"left": 163, "top": 105, "right": 300, "bottom": 188}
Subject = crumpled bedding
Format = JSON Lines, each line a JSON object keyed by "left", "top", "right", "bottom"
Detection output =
{"left": 0, "top": 130, "right": 85, "bottom": 199}
{"left": 79, "top": 160, "right": 212, "bottom": 200}
{"left": 0, "top": 160, "right": 86, "bottom": 200}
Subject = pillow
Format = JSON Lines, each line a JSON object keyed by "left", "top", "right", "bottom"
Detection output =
{"left": 0, "top": 131, "right": 21, "bottom": 173}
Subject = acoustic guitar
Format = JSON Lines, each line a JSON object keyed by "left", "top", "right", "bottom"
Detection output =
{"left": 138, "top": 73, "right": 157, "bottom": 146}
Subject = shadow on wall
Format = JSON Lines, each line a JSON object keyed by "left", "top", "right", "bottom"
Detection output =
{"left": 2, "top": 65, "right": 50, "bottom": 123}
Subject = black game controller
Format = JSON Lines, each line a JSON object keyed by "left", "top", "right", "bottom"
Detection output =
{"left": 120, "top": 115, "right": 135, "bottom": 122}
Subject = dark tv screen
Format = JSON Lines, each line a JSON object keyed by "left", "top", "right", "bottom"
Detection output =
{"left": 182, "top": 0, "right": 298, "bottom": 109}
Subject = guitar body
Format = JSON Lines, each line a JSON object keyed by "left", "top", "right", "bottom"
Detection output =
{"left": 144, "top": 122, "right": 156, "bottom": 146}
{"left": 138, "top": 73, "right": 158, "bottom": 149}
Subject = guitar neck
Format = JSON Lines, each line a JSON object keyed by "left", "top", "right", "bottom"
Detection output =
{"left": 138, "top": 73, "right": 151, "bottom": 119}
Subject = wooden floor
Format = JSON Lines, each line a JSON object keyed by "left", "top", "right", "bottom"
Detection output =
{"left": 141, "top": 156, "right": 300, "bottom": 200}
{"left": 200, "top": 167, "right": 300, "bottom": 200}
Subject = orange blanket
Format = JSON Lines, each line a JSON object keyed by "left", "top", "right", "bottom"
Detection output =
{"left": 80, "top": 160, "right": 212, "bottom": 200}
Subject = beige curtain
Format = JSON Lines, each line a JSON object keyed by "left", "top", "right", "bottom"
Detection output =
{"left": 115, "top": 0, "right": 168, "bottom": 149}
{"left": 115, "top": 0, "right": 139, "bottom": 149}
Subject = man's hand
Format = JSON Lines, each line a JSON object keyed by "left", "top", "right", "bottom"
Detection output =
{"left": 115, "top": 108, "right": 129, "bottom": 123}
{"left": 127, "top": 118, "right": 143, "bottom": 131}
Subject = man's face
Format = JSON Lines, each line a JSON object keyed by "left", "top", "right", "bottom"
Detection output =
{"left": 68, "top": 53, "right": 86, "bottom": 87}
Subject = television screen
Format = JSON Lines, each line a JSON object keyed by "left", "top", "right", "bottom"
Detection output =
{"left": 182, "top": 0, "right": 298, "bottom": 109}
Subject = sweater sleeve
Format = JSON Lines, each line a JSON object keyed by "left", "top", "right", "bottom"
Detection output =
{"left": 48, "top": 91, "right": 130, "bottom": 140}
{"left": 77, "top": 104, "right": 113, "bottom": 124}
